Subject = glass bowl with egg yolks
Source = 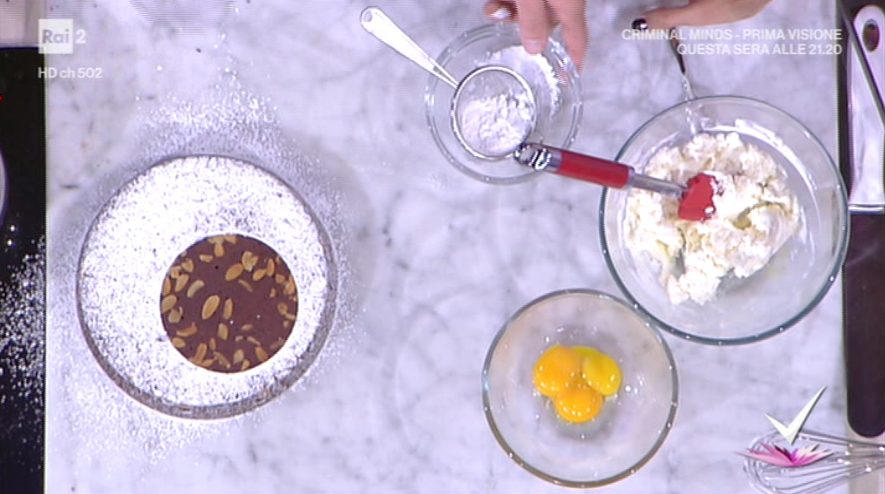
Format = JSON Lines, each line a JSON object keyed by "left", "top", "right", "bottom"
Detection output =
{"left": 482, "top": 289, "right": 678, "bottom": 487}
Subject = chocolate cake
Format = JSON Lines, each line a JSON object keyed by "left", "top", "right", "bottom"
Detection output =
{"left": 160, "top": 234, "right": 298, "bottom": 373}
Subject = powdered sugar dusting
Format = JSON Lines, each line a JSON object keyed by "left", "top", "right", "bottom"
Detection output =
{"left": 484, "top": 46, "right": 561, "bottom": 115}
{"left": 457, "top": 92, "right": 534, "bottom": 157}
{"left": 453, "top": 46, "right": 564, "bottom": 159}
{"left": 0, "top": 242, "right": 45, "bottom": 469}
{"left": 77, "top": 156, "right": 336, "bottom": 418}
{"left": 127, "top": 81, "right": 373, "bottom": 384}
{"left": 47, "top": 79, "right": 373, "bottom": 487}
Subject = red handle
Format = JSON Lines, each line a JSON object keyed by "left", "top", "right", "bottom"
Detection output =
{"left": 554, "top": 149, "right": 632, "bottom": 188}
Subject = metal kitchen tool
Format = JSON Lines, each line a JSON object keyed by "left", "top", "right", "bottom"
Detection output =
{"left": 838, "top": 0, "right": 885, "bottom": 439}
{"left": 556, "top": 23, "right": 716, "bottom": 221}
{"left": 669, "top": 28, "right": 697, "bottom": 101}
{"left": 360, "top": 6, "right": 537, "bottom": 160}
{"left": 514, "top": 142, "right": 718, "bottom": 221}
{"left": 668, "top": 28, "right": 702, "bottom": 135}
{"left": 744, "top": 429, "right": 885, "bottom": 494}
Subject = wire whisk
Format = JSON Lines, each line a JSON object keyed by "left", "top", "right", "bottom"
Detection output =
{"left": 743, "top": 429, "right": 885, "bottom": 494}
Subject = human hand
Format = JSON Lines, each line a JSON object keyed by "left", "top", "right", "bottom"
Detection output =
{"left": 632, "top": 0, "right": 774, "bottom": 30}
{"left": 483, "top": 0, "right": 588, "bottom": 70}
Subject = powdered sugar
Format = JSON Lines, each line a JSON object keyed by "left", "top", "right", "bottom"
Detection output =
{"left": 484, "top": 46, "right": 561, "bottom": 114}
{"left": 453, "top": 46, "right": 563, "bottom": 159}
{"left": 457, "top": 92, "right": 534, "bottom": 157}
{"left": 0, "top": 241, "right": 45, "bottom": 470}
{"left": 77, "top": 156, "right": 336, "bottom": 419}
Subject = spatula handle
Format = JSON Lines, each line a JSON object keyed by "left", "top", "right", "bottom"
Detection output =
{"left": 514, "top": 143, "right": 631, "bottom": 188}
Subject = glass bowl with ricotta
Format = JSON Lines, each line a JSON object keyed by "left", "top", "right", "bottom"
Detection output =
{"left": 482, "top": 289, "right": 678, "bottom": 486}
{"left": 600, "top": 96, "right": 849, "bottom": 345}
{"left": 424, "top": 23, "right": 582, "bottom": 185}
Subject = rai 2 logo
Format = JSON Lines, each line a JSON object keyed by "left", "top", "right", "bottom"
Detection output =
{"left": 38, "top": 19, "right": 87, "bottom": 55}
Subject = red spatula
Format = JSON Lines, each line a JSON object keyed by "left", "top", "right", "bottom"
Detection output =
{"left": 514, "top": 143, "right": 718, "bottom": 221}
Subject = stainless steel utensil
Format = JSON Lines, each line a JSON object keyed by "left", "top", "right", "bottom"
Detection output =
{"left": 514, "top": 142, "right": 718, "bottom": 221}
{"left": 360, "top": 6, "right": 537, "bottom": 160}
{"left": 667, "top": 28, "right": 702, "bottom": 135}
{"left": 668, "top": 28, "right": 697, "bottom": 102}
{"left": 838, "top": 0, "right": 885, "bottom": 439}
{"left": 744, "top": 429, "right": 885, "bottom": 494}
{"left": 360, "top": 6, "right": 459, "bottom": 88}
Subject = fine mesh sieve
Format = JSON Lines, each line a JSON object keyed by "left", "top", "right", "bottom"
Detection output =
{"left": 451, "top": 65, "right": 536, "bottom": 159}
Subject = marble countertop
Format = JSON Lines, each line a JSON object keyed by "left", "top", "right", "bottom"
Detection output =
{"left": 42, "top": 0, "right": 881, "bottom": 492}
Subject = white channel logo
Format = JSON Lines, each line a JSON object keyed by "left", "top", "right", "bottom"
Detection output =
{"left": 38, "top": 19, "right": 86, "bottom": 55}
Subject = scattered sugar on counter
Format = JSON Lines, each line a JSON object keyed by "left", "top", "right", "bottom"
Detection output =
{"left": 625, "top": 133, "right": 802, "bottom": 305}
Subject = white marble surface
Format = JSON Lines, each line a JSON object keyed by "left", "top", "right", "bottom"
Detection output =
{"left": 43, "top": 0, "right": 880, "bottom": 493}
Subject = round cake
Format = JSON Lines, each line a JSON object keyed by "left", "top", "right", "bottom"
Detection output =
{"left": 160, "top": 233, "right": 299, "bottom": 373}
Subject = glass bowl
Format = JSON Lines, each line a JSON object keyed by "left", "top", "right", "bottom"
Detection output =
{"left": 482, "top": 289, "right": 678, "bottom": 487}
{"left": 600, "top": 96, "right": 849, "bottom": 345}
{"left": 425, "top": 23, "right": 582, "bottom": 185}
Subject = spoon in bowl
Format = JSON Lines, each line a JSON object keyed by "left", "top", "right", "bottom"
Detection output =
{"left": 514, "top": 142, "right": 719, "bottom": 221}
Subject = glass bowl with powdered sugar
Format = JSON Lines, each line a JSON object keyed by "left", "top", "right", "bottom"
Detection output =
{"left": 425, "top": 23, "right": 582, "bottom": 184}
{"left": 600, "top": 96, "right": 849, "bottom": 345}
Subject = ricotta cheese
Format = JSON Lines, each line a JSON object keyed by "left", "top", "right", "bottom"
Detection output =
{"left": 624, "top": 133, "right": 802, "bottom": 305}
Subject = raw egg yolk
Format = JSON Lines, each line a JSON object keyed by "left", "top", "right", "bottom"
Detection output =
{"left": 575, "top": 346, "right": 622, "bottom": 397}
{"left": 553, "top": 382, "right": 604, "bottom": 423}
{"left": 532, "top": 345, "right": 583, "bottom": 398}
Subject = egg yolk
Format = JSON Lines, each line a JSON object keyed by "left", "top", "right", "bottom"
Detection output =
{"left": 532, "top": 345, "right": 583, "bottom": 398}
{"left": 553, "top": 382, "right": 604, "bottom": 423}
{"left": 533, "top": 344, "right": 622, "bottom": 424}
{"left": 574, "top": 346, "right": 622, "bottom": 397}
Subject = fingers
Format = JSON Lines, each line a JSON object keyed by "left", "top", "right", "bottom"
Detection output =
{"left": 484, "top": 0, "right": 587, "bottom": 69}
{"left": 550, "top": 0, "right": 588, "bottom": 69}
{"left": 641, "top": 0, "right": 773, "bottom": 30}
{"left": 643, "top": 0, "right": 726, "bottom": 29}
{"left": 514, "top": 0, "right": 554, "bottom": 55}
